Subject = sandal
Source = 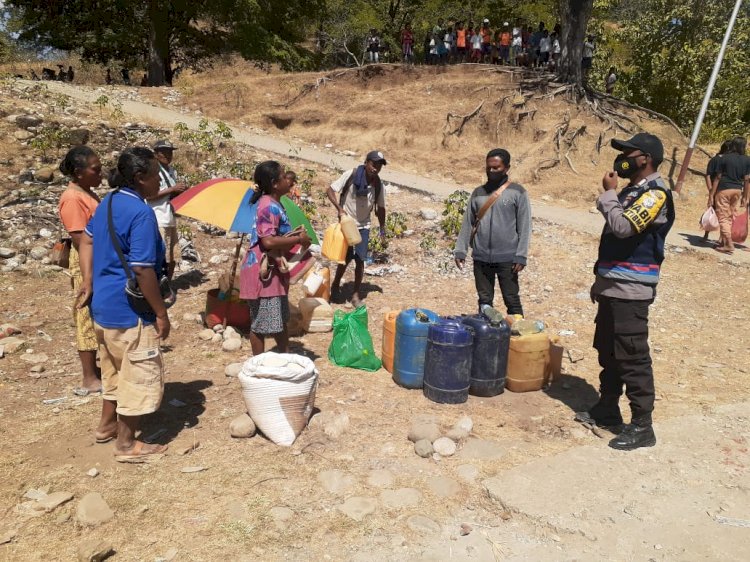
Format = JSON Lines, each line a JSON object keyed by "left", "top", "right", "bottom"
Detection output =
{"left": 73, "top": 386, "right": 102, "bottom": 397}
{"left": 114, "top": 441, "right": 168, "bottom": 463}
{"left": 95, "top": 429, "right": 117, "bottom": 444}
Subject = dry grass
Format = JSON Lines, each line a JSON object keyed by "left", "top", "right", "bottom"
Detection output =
{"left": 141, "top": 59, "right": 719, "bottom": 231}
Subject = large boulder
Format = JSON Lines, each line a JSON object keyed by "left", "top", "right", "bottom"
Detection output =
{"left": 68, "top": 128, "right": 91, "bottom": 146}
{"left": 34, "top": 168, "right": 54, "bottom": 183}
{"left": 15, "top": 115, "right": 43, "bottom": 129}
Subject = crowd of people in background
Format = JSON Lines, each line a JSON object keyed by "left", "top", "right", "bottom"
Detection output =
{"left": 390, "top": 18, "right": 608, "bottom": 83}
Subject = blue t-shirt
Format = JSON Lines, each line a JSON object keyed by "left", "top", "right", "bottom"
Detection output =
{"left": 85, "top": 187, "right": 165, "bottom": 329}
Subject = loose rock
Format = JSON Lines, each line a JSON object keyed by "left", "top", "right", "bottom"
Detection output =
{"left": 225, "top": 363, "right": 243, "bottom": 377}
{"left": 433, "top": 437, "right": 457, "bottom": 457}
{"left": 337, "top": 497, "right": 376, "bottom": 521}
{"left": 68, "top": 128, "right": 91, "bottom": 146}
{"left": 414, "top": 439, "right": 434, "bottom": 458}
{"left": 229, "top": 413, "right": 256, "bottom": 438}
{"left": 197, "top": 328, "right": 214, "bottom": 341}
{"left": 0, "top": 247, "right": 17, "bottom": 259}
{"left": 14, "top": 130, "right": 34, "bottom": 141}
{"left": 222, "top": 338, "right": 242, "bottom": 352}
{"left": 460, "top": 523, "right": 473, "bottom": 536}
{"left": 76, "top": 492, "right": 114, "bottom": 527}
{"left": 29, "top": 246, "right": 49, "bottom": 260}
{"left": 34, "top": 167, "right": 55, "bottom": 183}
{"left": 0, "top": 529, "right": 17, "bottom": 545}
{"left": 77, "top": 538, "right": 114, "bottom": 562}
{"left": 223, "top": 326, "right": 240, "bottom": 340}
{"left": 212, "top": 333, "right": 223, "bottom": 344}
{"left": 20, "top": 352, "right": 48, "bottom": 364}
{"left": 420, "top": 208, "right": 438, "bottom": 221}
{"left": 87, "top": 468, "right": 99, "bottom": 478}
{"left": 408, "top": 422, "right": 441, "bottom": 444}
{"left": 36, "top": 491, "right": 74, "bottom": 512}
{"left": 1, "top": 337, "right": 25, "bottom": 353}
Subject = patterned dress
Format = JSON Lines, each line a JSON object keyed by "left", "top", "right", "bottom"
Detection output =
{"left": 240, "top": 196, "right": 292, "bottom": 335}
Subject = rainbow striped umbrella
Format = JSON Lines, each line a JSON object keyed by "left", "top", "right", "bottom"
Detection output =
{"left": 171, "top": 179, "right": 259, "bottom": 233}
{"left": 171, "top": 178, "right": 318, "bottom": 244}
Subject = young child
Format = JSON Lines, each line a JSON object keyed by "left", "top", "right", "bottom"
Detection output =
{"left": 606, "top": 67, "right": 618, "bottom": 94}
{"left": 471, "top": 28, "right": 483, "bottom": 63}
{"left": 286, "top": 171, "right": 301, "bottom": 204}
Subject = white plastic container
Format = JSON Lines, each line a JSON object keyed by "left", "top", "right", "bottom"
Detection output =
{"left": 299, "top": 297, "right": 334, "bottom": 333}
{"left": 302, "top": 272, "right": 324, "bottom": 296}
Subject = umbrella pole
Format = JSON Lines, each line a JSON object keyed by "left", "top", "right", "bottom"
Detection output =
{"left": 223, "top": 233, "right": 246, "bottom": 330}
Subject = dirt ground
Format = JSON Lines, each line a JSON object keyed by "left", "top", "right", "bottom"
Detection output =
{"left": 1, "top": 66, "right": 749, "bottom": 561}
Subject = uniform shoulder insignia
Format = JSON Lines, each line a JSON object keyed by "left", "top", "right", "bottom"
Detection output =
{"left": 622, "top": 189, "right": 667, "bottom": 233}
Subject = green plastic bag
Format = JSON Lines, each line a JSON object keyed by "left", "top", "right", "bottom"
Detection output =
{"left": 328, "top": 306, "right": 382, "bottom": 372}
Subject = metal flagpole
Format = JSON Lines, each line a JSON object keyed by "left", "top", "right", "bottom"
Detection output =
{"left": 674, "top": 0, "right": 744, "bottom": 193}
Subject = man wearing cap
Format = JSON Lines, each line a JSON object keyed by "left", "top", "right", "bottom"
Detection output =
{"left": 147, "top": 140, "right": 187, "bottom": 281}
{"left": 327, "top": 151, "right": 387, "bottom": 307}
{"left": 578, "top": 133, "right": 675, "bottom": 451}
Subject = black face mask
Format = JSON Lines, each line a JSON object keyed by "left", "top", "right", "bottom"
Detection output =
{"left": 487, "top": 170, "right": 508, "bottom": 187}
{"left": 613, "top": 154, "right": 641, "bottom": 179}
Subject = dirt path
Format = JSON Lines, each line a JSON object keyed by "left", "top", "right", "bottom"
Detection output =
{"left": 41, "top": 80, "right": 750, "bottom": 264}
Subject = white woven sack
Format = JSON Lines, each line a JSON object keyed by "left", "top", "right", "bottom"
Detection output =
{"left": 238, "top": 352, "right": 318, "bottom": 446}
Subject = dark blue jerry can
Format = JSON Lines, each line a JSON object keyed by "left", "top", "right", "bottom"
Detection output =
{"left": 461, "top": 315, "right": 511, "bottom": 397}
{"left": 423, "top": 320, "right": 473, "bottom": 404}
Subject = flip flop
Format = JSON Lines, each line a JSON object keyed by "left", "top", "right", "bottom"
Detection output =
{"left": 714, "top": 247, "right": 734, "bottom": 255}
{"left": 95, "top": 430, "right": 117, "bottom": 444}
{"left": 73, "top": 387, "right": 102, "bottom": 397}
{"left": 114, "top": 441, "right": 168, "bottom": 463}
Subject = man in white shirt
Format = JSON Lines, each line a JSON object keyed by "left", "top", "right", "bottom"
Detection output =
{"left": 147, "top": 140, "right": 187, "bottom": 280}
{"left": 326, "top": 150, "right": 387, "bottom": 306}
{"left": 582, "top": 35, "right": 596, "bottom": 81}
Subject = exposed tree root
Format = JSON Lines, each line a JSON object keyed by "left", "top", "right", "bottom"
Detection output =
{"left": 442, "top": 101, "right": 484, "bottom": 146}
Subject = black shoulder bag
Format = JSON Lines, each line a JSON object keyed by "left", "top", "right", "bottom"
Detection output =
{"left": 107, "top": 189, "right": 174, "bottom": 315}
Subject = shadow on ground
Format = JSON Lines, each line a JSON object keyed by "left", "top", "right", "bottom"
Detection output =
{"left": 142, "top": 379, "right": 212, "bottom": 444}
{"left": 544, "top": 372, "right": 599, "bottom": 414}
{"left": 172, "top": 268, "right": 210, "bottom": 291}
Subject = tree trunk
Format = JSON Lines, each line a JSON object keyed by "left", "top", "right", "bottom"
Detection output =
{"left": 557, "top": 0, "right": 594, "bottom": 86}
{"left": 147, "top": 0, "right": 169, "bottom": 86}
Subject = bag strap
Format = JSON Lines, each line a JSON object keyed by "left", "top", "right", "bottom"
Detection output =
{"left": 107, "top": 189, "right": 134, "bottom": 281}
{"left": 470, "top": 181, "right": 510, "bottom": 245}
{"left": 339, "top": 169, "right": 383, "bottom": 211}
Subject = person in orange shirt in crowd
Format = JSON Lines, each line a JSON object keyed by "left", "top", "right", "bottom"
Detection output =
{"left": 455, "top": 22, "right": 467, "bottom": 62}
{"left": 481, "top": 19, "right": 492, "bottom": 63}
{"left": 499, "top": 23, "right": 511, "bottom": 65}
{"left": 58, "top": 146, "right": 103, "bottom": 396}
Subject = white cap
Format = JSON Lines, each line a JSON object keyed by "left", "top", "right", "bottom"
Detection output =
{"left": 504, "top": 22, "right": 509, "bottom": 26}
{"left": 483, "top": 18, "right": 489, "bottom": 23}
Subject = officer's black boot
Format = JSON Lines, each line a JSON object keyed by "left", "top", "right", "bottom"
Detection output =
{"left": 608, "top": 418, "right": 656, "bottom": 451}
{"left": 575, "top": 395, "right": 623, "bottom": 428}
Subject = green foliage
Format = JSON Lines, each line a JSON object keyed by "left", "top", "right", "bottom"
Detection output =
{"left": 94, "top": 95, "right": 109, "bottom": 118}
{"left": 174, "top": 119, "right": 233, "bottom": 159}
{"left": 297, "top": 168, "right": 317, "bottom": 196}
{"left": 385, "top": 211, "right": 408, "bottom": 238}
{"left": 440, "top": 190, "right": 470, "bottom": 238}
{"left": 54, "top": 93, "right": 70, "bottom": 113}
{"left": 30, "top": 126, "right": 71, "bottom": 161}
{"left": 7, "top": 0, "right": 326, "bottom": 82}
{"left": 368, "top": 232, "right": 389, "bottom": 254}
{"left": 419, "top": 232, "right": 438, "bottom": 254}
{"left": 609, "top": 0, "right": 750, "bottom": 139}
{"left": 110, "top": 101, "right": 124, "bottom": 124}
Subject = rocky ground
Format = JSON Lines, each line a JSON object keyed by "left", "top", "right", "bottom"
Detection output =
{"left": 1, "top": 78, "right": 749, "bottom": 561}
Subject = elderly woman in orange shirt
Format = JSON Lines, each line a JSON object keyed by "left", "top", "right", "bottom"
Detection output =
{"left": 58, "top": 146, "right": 102, "bottom": 395}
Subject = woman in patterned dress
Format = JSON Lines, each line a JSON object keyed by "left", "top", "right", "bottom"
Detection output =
{"left": 240, "top": 161, "right": 311, "bottom": 354}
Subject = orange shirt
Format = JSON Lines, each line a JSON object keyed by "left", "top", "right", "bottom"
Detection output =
{"left": 59, "top": 183, "right": 100, "bottom": 233}
{"left": 482, "top": 29, "right": 491, "bottom": 44}
{"left": 457, "top": 29, "right": 466, "bottom": 48}
{"left": 500, "top": 32, "right": 511, "bottom": 46}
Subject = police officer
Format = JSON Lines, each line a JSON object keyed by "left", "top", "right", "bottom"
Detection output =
{"left": 577, "top": 133, "right": 675, "bottom": 451}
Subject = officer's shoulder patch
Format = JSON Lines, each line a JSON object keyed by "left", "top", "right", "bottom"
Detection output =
{"left": 622, "top": 189, "right": 667, "bottom": 233}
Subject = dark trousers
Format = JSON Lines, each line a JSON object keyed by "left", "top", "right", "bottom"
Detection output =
{"left": 473, "top": 261, "right": 523, "bottom": 316}
{"left": 593, "top": 296, "right": 654, "bottom": 424}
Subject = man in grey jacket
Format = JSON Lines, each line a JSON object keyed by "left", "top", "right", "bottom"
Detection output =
{"left": 454, "top": 148, "right": 532, "bottom": 320}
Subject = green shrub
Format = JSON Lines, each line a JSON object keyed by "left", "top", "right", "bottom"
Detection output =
{"left": 440, "top": 190, "right": 470, "bottom": 238}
